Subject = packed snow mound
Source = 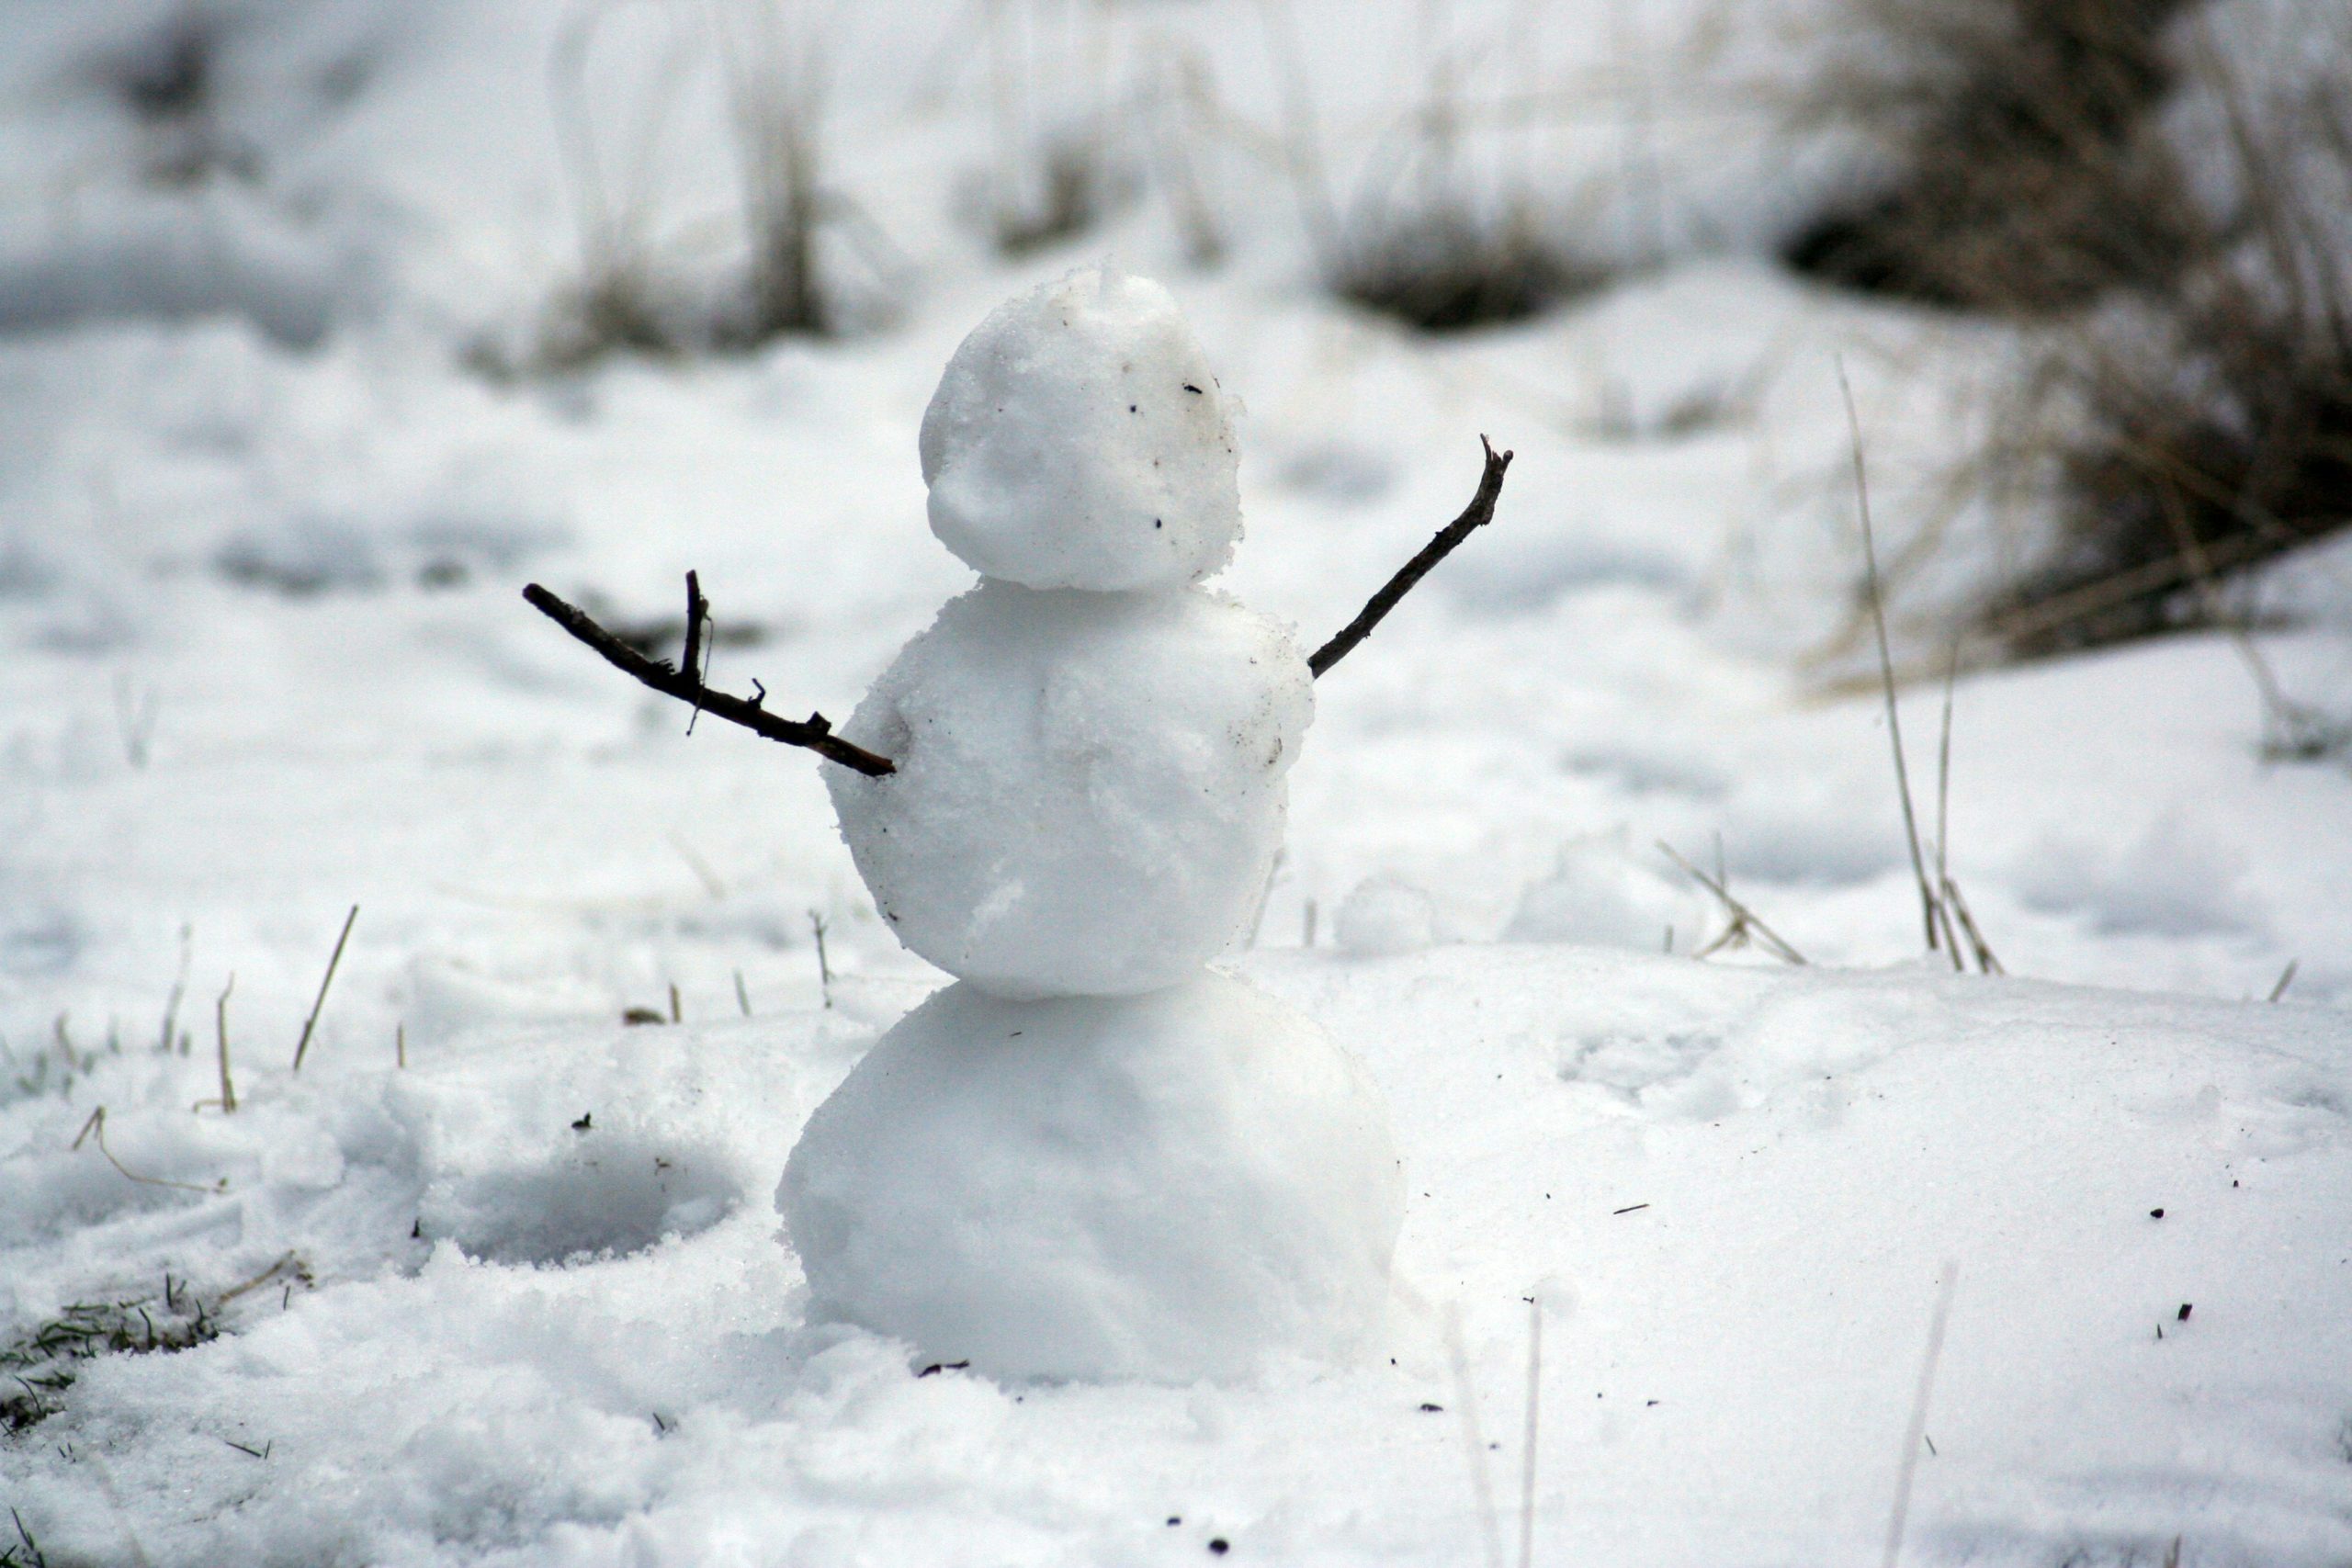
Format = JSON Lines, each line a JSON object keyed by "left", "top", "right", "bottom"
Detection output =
{"left": 1507, "top": 836, "right": 1710, "bottom": 951}
{"left": 827, "top": 580, "right": 1311, "bottom": 998}
{"left": 920, "top": 265, "right": 1244, "bottom": 592}
{"left": 780, "top": 971, "right": 1403, "bottom": 1383}
{"left": 1335, "top": 874, "right": 1441, "bottom": 956}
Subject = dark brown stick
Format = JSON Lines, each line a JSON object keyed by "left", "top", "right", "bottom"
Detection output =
{"left": 681, "top": 571, "right": 708, "bottom": 734}
{"left": 522, "top": 581, "right": 895, "bottom": 775}
{"left": 1308, "top": 436, "right": 1513, "bottom": 678}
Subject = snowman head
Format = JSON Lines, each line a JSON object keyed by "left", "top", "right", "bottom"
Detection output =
{"left": 920, "top": 265, "right": 1243, "bottom": 592}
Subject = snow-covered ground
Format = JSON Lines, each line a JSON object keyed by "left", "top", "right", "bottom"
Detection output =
{"left": 3, "top": 2, "right": 2348, "bottom": 1564}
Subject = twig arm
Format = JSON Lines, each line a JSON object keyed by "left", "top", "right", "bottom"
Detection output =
{"left": 522, "top": 581, "right": 896, "bottom": 776}
{"left": 1307, "top": 435, "right": 1514, "bottom": 678}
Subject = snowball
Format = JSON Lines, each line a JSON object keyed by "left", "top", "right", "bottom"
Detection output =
{"left": 1505, "top": 836, "right": 1708, "bottom": 951}
{"left": 779, "top": 970, "right": 1404, "bottom": 1383}
{"left": 921, "top": 265, "right": 1243, "bottom": 592}
{"left": 827, "top": 580, "right": 1312, "bottom": 998}
{"left": 1334, "top": 874, "right": 1440, "bottom": 956}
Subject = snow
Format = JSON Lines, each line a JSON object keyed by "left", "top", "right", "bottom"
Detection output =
{"left": 827, "top": 579, "right": 1311, "bottom": 998}
{"left": 2, "top": 0, "right": 2351, "bottom": 1562}
{"left": 920, "top": 266, "right": 1245, "bottom": 592}
{"left": 6, "top": 950, "right": 2347, "bottom": 1566}
{"left": 782, "top": 970, "right": 1401, "bottom": 1384}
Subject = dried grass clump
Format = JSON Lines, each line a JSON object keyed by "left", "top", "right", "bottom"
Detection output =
{"left": 992, "top": 130, "right": 1133, "bottom": 257}
{"left": 1789, "top": 0, "right": 2352, "bottom": 683}
{"left": 1329, "top": 205, "right": 1602, "bottom": 333}
{"left": 1783, "top": 0, "right": 2201, "bottom": 314}
{"left": 1251, "top": 0, "right": 1613, "bottom": 334}
{"left": 978, "top": 1, "right": 1137, "bottom": 258}
{"left": 1, "top": 1289, "right": 218, "bottom": 1431}
{"left": 494, "top": 0, "right": 902, "bottom": 377}
{"left": 1979, "top": 27, "right": 2352, "bottom": 666}
{"left": 101, "top": 3, "right": 264, "bottom": 186}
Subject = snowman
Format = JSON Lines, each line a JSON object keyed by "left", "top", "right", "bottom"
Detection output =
{"left": 524, "top": 265, "right": 1511, "bottom": 1382}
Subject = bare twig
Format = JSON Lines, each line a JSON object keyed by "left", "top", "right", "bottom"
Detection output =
{"left": 1883, "top": 1261, "right": 1960, "bottom": 1568}
{"left": 1658, "top": 841, "right": 1805, "bottom": 965}
{"left": 523, "top": 579, "right": 893, "bottom": 775}
{"left": 290, "top": 905, "right": 357, "bottom": 1074}
{"left": 1839, "top": 363, "right": 1942, "bottom": 954}
{"left": 1309, "top": 438, "right": 1514, "bottom": 677}
{"left": 72, "top": 1108, "right": 224, "bottom": 1196}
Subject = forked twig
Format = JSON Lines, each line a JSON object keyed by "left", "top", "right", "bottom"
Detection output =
{"left": 1309, "top": 436, "right": 1515, "bottom": 677}
{"left": 521, "top": 579, "right": 895, "bottom": 776}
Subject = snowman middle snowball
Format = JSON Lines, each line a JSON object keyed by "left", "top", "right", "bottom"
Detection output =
{"left": 827, "top": 267, "right": 1312, "bottom": 999}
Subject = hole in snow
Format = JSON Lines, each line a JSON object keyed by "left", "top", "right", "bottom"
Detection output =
{"left": 429, "top": 1137, "right": 739, "bottom": 1267}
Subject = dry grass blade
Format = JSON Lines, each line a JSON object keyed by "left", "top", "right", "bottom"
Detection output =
{"left": 71, "top": 1108, "right": 225, "bottom": 1197}
{"left": 1657, "top": 841, "right": 1806, "bottom": 965}
{"left": 809, "top": 910, "right": 833, "bottom": 1009}
{"left": 1940, "top": 876, "right": 2004, "bottom": 975}
{"left": 214, "top": 1252, "right": 311, "bottom": 1306}
{"left": 1838, "top": 360, "right": 1944, "bottom": 956}
{"left": 208, "top": 973, "right": 236, "bottom": 1113}
{"left": 2268, "top": 958, "right": 2298, "bottom": 1002}
{"left": 1444, "top": 1305, "right": 1505, "bottom": 1568}
{"left": 156, "top": 923, "right": 191, "bottom": 1055}
{"left": 291, "top": 904, "right": 358, "bottom": 1074}
{"left": 1882, "top": 1260, "right": 1961, "bottom": 1568}
{"left": 1930, "top": 644, "right": 1965, "bottom": 969}
{"left": 1518, "top": 1298, "right": 1542, "bottom": 1568}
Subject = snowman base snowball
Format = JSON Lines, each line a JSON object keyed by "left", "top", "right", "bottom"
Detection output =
{"left": 781, "top": 970, "right": 1403, "bottom": 1383}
